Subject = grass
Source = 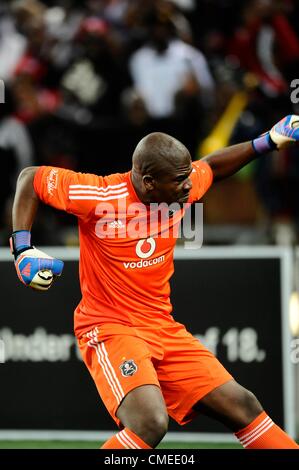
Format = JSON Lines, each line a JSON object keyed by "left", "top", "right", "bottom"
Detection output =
{"left": 0, "top": 440, "right": 242, "bottom": 449}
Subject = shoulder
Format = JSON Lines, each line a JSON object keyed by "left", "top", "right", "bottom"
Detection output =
{"left": 171, "top": 39, "right": 205, "bottom": 61}
{"left": 130, "top": 46, "right": 153, "bottom": 65}
{"left": 98, "top": 172, "right": 130, "bottom": 198}
{"left": 67, "top": 171, "right": 131, "bottom": 208}
{"left": 169, "top": 39, "right": 195, "bottom": 54}
{"left": 191, "top": 160, "right": 213, "bottom": 178}
{"left": 189, "top": 160, "right": 213, "bottom": 203}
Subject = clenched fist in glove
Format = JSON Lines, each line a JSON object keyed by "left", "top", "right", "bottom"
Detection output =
{"left": 252, "top": 115, "right": 299, "bottom": 154}
{"left": 10, "top": 230, "right": 64, "bottom": 291}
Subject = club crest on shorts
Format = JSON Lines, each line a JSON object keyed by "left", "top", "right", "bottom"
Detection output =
{"left": 119, "top": 359, "right": 138, "bottom": 377}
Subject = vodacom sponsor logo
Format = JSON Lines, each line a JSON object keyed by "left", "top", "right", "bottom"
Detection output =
{"left": 123, "top": 237, "right": 165, "bottom": 269}
{"left": 136, "top": 237, "right": 156, "bottom": 259}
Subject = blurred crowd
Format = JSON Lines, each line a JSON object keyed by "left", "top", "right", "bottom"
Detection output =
{"left": 1, "top": 0, "right": 299, "bottom": 246}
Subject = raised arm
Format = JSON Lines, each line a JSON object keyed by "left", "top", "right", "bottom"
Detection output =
{"left": 10, "top": 166, "right": 64, "bottom": 291}
{"left": 202, "top": 115, "right": 299, "bottom": 181}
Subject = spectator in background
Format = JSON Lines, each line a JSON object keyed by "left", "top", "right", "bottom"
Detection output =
{"left": 12, "top": 58, "right": 61, "bottom": 124}
{"left": 9, "top": 0, "right": 61, "bottom": 123}
{"left": 124, "top": 0, "right": 193, "bottom": 46}
{"left": 0, "top": 1, "right": 27, "bottom": 83}
{"left": 54, "top": 15, "right": 132, "bottom": 175}
{"left": 228, "top": 0, "right": 299, "bottom": 97}
{"left": 59, "top": 16, "right": 129, "bottom": 124}
{"left": 44, "top": 0, "right": 84, "bottom": 72}
{"left": 128, "top": 7, "right": 215, "bottom": 157}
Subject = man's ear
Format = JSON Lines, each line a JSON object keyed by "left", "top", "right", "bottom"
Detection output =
{"left": 143, "top": 175, "right": 155, "bottom": 191}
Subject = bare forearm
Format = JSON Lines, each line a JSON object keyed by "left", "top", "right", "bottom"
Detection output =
{"left": 201, "top": 141, "right": 256, "bottom": 181}
{"left": 12, "top": 167, "right": 40, "bottom": 231}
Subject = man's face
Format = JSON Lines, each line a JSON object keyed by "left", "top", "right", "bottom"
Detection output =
{"left": 145, "top": 159, "right": 193, "bottom": 205}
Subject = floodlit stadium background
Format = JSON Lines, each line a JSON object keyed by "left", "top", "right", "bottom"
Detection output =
{"left": 0, "top": 0, "right": 299, "bottom": 449}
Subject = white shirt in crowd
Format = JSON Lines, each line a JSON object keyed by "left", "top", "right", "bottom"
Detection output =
{"left": 129, "top": 39, "right": 215, "bottom": 118}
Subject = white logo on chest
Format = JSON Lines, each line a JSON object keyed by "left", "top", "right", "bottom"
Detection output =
{"left": 135, "top": 237, "right": 156, "bottom": 259}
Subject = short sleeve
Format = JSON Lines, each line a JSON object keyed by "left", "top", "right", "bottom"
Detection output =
{"left": 33, "top": 166, "right": 105, "bottom": 221}
{"left": 189, "top": 160, "right": 213, "bottom": 203}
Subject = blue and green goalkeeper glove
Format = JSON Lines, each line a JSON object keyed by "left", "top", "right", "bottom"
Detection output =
{"left": 252, "top": 114, "right": 299, "bottom": 154}
{"left": 10, "top": 230, "right": 64, "bottom": 291}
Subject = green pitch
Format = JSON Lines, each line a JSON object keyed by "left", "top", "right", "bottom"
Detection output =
{"left": 0, "top": 440, "right": 241, "bottom": 449}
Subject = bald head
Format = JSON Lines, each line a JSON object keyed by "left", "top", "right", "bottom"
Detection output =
{"left": 132, "top": 132, "right": 191, "bottom": 178}
{"left": 131, "top": 132, "right": 193, "bottom": 204}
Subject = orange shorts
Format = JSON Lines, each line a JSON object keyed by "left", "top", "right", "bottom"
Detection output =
{"left": 78, "top": 320, "right": 232, "bottom": 427}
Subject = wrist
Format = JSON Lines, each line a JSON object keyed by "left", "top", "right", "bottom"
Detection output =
{"left": 252, "top": 132, "right": 277, "bottom": 155}
{"left": 10, "top": 230, "right": 32, "bottom": 259}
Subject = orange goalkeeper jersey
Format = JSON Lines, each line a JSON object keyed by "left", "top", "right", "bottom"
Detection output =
{"left": 33, "top": 161, "right": 213, "bottom": 336}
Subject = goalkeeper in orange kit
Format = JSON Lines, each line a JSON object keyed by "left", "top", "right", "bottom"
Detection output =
{"left": 10, "top": 115, "right": 299, "bottom": 449}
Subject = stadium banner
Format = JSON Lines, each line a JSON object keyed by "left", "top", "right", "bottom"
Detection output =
{"left": 0, "top": 246, "right": 295, "bottom": 441}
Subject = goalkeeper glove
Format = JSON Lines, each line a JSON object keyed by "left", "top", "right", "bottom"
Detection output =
{"left": 252, "top": 114, "right": 299, "bottom": 154}
{"left": 10, "top": 230, "right": 64, "bottom": 291}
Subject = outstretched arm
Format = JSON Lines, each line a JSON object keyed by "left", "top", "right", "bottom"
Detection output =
{"left": 202, "top": 141, "right": 255, "bottom": 182}
{"left": 202, "top": 115, "right": 299, "bottom": 181}
{"left": 10, "top": 166, "right": 64, "bottom": 291}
